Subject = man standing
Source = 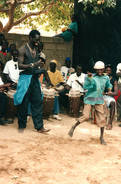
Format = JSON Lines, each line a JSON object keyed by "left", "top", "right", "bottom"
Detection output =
{"left": 14, "top": 30, "right": 50, "bottom": 133}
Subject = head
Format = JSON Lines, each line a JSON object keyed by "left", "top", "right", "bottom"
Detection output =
{"left": 9, "top": 43, "right": 16, "bottom": 53}
{"left": 2, "top": 39, "right": 8, "bottom": 52}
{"left": 49, "top": 60, "right": 57, "bottom": 72}
{"left": 29, "top": 30, "right": 41, "bottom": 48}
{"left": 76, "top": 65, "right": 82, "bottom": 76}
{"left": 105, "top": 64, "right": 112, "bottom": 76}
{"left": 11, "top": 49, "right": 19, "bottom": 62}
{"left": 65, "top": 57, "right": 71, "bottom": 68}
{"left": 94, "top": 61, "right": 105, "bottom": 76}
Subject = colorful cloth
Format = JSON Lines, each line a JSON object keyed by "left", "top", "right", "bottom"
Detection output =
{"left": 14, "top": 74, "right": 32, "bottom": 105}
{"left": 47, "top": 70, "right": 64, "bottom": 86}
{"left": 60, "top": 22, "right": 78, "bottom": 42}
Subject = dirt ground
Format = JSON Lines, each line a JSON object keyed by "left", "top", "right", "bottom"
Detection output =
{"left": 0, "top": 114, "right": 121, "bottom": 184}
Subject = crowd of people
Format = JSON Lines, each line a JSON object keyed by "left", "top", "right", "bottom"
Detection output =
{"left": 0, "top": 30, "right": 121, "bottom": 145}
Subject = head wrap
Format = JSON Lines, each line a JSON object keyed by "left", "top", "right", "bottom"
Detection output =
{"left": 50, "top": 59, "right": 57, "bottom": 65}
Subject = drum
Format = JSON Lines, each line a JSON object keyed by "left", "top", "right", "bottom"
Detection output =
{"left": 6, "top": 89, "right": 17, "bottom": 119}
{"left": 68, "top": 90, "right": 82, "bottom": 117}
{"left": 42, "top": 88, "right": 55, "bottom": 119}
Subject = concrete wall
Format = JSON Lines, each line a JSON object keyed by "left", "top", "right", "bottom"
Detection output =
{"left": 5, "top": 33, "right": 73, "bottom": 69}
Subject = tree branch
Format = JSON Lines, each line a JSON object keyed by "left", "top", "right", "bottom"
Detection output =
{"left": 18, "top": 0, "right": 35, "bottom": 5}
{"left": 13, "top": 0, "right": 57, "bottom": 26}
{"left": 0, "top": 8, "right": 9, "bottom": 13}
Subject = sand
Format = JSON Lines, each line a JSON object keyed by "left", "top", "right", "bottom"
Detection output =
{"left": 0, "top": 115, "right": 121, "bottom": 184}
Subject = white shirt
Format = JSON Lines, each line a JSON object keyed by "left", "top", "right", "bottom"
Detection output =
{"left": 67, "top": 72, "right": 86, "bottom": 92}
{"left": 61, "top": 66, "right": 75, "bottom": 82}
{"left": 116, "top": 63, "right": 121, "bottom": 84}
{"left": 3, "top": 60, "right": 20, "bottom": 83}
{"left": 0, "top": 76, "right": 4, "bottom": 85}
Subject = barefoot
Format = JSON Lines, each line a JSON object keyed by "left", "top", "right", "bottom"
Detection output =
{"left": 106, "top": 124, "right": 112, "bottom": 130}
{"left": 100, "top": 138, "right": 107, "bottom": 145}
{"left": 68, "top": 126, "right": 74, "bottom": 137}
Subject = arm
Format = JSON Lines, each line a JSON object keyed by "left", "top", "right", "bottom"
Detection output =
{"left": 107, "top": 80, "right": 118, "bottom": 96}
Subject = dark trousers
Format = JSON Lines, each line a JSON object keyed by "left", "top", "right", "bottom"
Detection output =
{"left": 17, "top": 76, "right": 43, "bottom": 130}
{"left": 0, "top": 92, "right": 8, "bottom": 118}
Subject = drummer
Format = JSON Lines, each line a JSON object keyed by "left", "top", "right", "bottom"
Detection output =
{"left": 47, "top": 59, "right": 65, "bottom": 120}
{"left": 66, "top": 65, "right": 86, "bottom": 92}
{"left": 3, "top": 49, "right": 20, "bottom": 89}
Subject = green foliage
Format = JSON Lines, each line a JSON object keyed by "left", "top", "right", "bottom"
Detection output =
{"left": 79, "top": 0, "right": 116, "bottom": 14}
{"left": 0, "top": 0, "right": 74, "bottom": 32}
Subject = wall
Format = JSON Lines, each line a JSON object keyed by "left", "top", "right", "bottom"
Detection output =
{"left": 5, "top": 33, "right": 73, "bottom": 69}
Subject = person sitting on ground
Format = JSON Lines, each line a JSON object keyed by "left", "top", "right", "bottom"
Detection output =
{"left": 68, "top": 61, "right": 112, "bottom": 145}
{"left": 54, "top": 14, "right": 78, "bottom": 42}
{"left": 60, "top": 57, "right": 75, "bottom": 82}
{"left": 103, "top": 64, "right": 118, "bottom": 130}
{"left": 0, "top": 61, "right": 11, "bottom": 125}
{"left": 3, "top": 49, "right": 20, "bottom": 89}
{"left": 47, "top": 59, "right": 65, "bottom": 120}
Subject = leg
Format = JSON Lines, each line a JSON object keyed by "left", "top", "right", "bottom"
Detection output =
{"left": 100, "top": 127, "right": 106, "bottom": 145}
{"left": 106, "top": 101, "right": 115, "bottom": 130}
{"left": 30, "top": 77, "right": 44, "bottom": 130}
{"left": 95, "top": 104, "right": 107, "bottom": 144}
{"left": 68, "top": 104, "right": 91, "bottom": 137}
{"left": 17, "top": 91, "right": 30, "bottom": 129}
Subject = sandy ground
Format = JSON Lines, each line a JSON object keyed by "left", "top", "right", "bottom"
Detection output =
{"left": 0, "top": 114, "right": 121, "bottom": 184}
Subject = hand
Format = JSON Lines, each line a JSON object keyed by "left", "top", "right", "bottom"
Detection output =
{"left": 87, "top": 72, "right": 92, "bottom": 77}
{"left": 107, "top": 91, "right": 113, "bottom": 96}
{"left": 4, "top": 83, "right": 11, "bottom": 87}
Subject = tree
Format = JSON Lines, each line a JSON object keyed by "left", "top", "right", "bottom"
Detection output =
{"left": 0, "top": 0, "right": 74, "bottom": 33}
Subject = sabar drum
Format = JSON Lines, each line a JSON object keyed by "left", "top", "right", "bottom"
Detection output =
{"left": 42, "top": 88, "right": 55, "bottom": 119}
{"left": 68, "top": 90, "right": 82, "bottom": 117}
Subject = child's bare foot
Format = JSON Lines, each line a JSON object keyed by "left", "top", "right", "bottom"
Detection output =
{"left": 100, "top": 138, "right": 107, "bottom": 145}
{"left": 106, "top": 124, "right": 112, "bottom": 130}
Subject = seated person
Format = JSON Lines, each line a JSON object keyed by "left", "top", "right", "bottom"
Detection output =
{"left": 103, "top": 64, "right": 118, "bottom": 130}
{"left": 0, "top": 61, "right": 11, "bottom": 125}
{"left": 47, "top": 59, "right": 65, "bottom": 120}
{"left": 55, "top": 14, "right": 78, "bottom": 42}
{"left": 3, "top": 49, "right": 20, "bottom": 89}
{"left": 66, "top": 65, "right": 86, "bottom": 93}
{"left": 60, "top": 57, "right": 75, "bottom": 82}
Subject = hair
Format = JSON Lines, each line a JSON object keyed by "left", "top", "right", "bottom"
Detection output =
{"left": 105, "top": 64, "right": 112, "bottom": 69}
{"left": 29, "top": 30, "right": 40, "bottom": 38}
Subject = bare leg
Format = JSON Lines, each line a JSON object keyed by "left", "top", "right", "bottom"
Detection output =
{"left": 68, "top": 121, "right": 80, "bottom": 137}
{"left": 106, "top": 102, "right": 115, "bottom": 130}
{"left": 100, "top": 127, "right": 106, "bottom": 145}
